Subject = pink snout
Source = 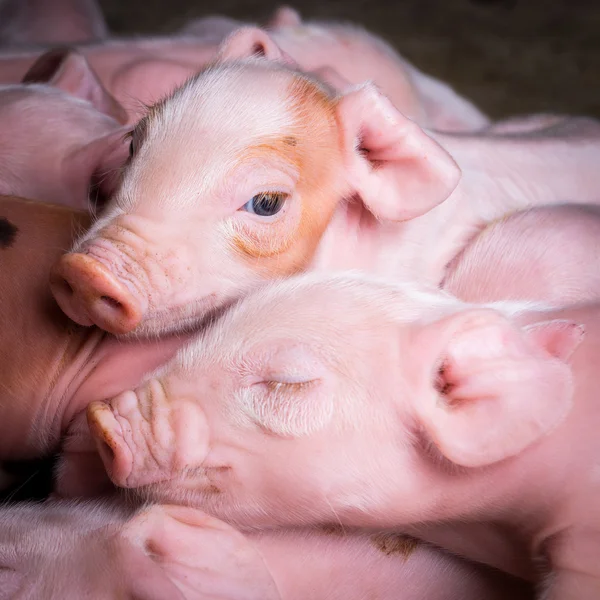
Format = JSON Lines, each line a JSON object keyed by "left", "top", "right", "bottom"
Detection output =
{"left": 87, "top": 385, "right": 212, "bottom": 490}
{"left": 50, "top": 253, "right": 143, "bottom": 335}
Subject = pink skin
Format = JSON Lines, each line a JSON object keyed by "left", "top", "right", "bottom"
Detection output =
{"left": 0, "top": 7, "right": 487, "bottom": 129}
{"left": 69, "top": 273, "right": 599, "bottom": 598}
{"left": 0, "top": 196, "right": 191, "bottom": 466}
{"left": 0, "top": 0, "right": 108, "bottom": 47}
{"left": 1, "top": 201, "right": 528, "bottom": 599}
{"left": 443, "top": 204, "right": 600, "bottom": 306}
{"left": 265, "top": 6, "right": 490, "bottom": 131}
{"left": 0, "top": 48, "right": 131, "bottom": 210}
{"left": 0, "top": 500, "right": 530, "bottom": 600}
{"left": 50, "top": 31, "right": 600, "bottom": 337}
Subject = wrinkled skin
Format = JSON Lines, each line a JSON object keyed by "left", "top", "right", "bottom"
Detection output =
{"left": 0, "top": 500, "right": 531, "bottom": 600}
{"left": 65, "top": 273, "right": 600, "bottom": 598}
{"left": 0, "top": 195, "right": 190, "bottom": 466}
{"left": 443, "top": 204, "right": 600, "bottom": 306}
{"left": 50, "top": 33, "right": 600, "bottom": 336}
{"left": 0, "top": 48, "right": 131, "bottom": 209}
{"left": 0, "top": 0, "right": 108, "bottom": 47}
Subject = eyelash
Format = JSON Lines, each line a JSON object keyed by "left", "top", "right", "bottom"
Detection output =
{"left": 264, "top": 380, "right": 316, "bottom": 393}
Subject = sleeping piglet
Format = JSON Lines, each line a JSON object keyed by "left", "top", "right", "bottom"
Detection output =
{"left": 74, "top": 272, "right": 599, "bottom": 599}
{"left": 50, "top": 29, "right": 600, "bottom": 336}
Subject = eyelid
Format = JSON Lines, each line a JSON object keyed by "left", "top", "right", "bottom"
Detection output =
{"left": 263, "top": 380, "right": 318, "bottom": 392}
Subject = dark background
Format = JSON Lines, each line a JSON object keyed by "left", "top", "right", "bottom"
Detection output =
{"left": 97, "top": 0, "right": 600, "bottom": 120}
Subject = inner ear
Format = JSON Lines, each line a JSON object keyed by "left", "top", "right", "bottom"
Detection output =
{"left": 252, "top": 42, "right": 267, "bottom": 57}
{"left": 21, "top": 46, "right": 73, "bottom": 84}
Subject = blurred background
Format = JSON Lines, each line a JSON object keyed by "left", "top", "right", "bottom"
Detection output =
{"left": 97, "top": 0, "right": 600, "bottom": 120}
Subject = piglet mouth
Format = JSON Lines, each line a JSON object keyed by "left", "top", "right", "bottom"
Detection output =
{"left": 121, "top": 293, "right": 241, "bottom": 339}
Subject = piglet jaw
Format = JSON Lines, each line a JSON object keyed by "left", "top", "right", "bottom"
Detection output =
{"left": 87, "top": 381, "right": 210, "bottom": 489}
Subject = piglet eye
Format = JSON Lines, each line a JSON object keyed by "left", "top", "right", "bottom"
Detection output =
{"left": 129, "top": 138, "right": 134, "bottom": 159}
{"left": 242, "top": 192, "right": 288, "bottom": 217}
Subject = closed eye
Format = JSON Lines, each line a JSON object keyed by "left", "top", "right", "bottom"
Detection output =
{"left": 264, "top": 380, "right": 317, "bottom": 393}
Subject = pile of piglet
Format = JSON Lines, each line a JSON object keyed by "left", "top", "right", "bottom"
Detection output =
{"left": 1, "top": 0, "right": 599, "bottom": 598}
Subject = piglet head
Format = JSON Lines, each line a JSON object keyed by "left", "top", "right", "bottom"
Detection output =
{"left": 50, "top": 34, "right": 459, "bottom": 337}
{"left": 85, "top": 275, "right": 582, "bottom": 528}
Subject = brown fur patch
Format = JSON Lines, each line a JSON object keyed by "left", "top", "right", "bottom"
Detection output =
{"left": 231, "top": 74, "right": 346, "bottom": 275}
{"left": 370, "top": 532, "right": 420, "bottom": 560}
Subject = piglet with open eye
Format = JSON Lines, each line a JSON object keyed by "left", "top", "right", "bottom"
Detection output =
{"left": 49, "top": 28, "right": 600, "bottom": 337}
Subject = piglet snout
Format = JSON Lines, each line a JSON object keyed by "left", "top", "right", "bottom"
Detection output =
{"left": 50, "top": 253, "right": 142, "bottom": 334}
{"left": 87, "top": 400, "right": 135, "bottom": 488}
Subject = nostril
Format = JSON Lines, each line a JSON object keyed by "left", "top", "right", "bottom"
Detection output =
{"left": 100, "top": 295, "right": 123, "bottom": 311}
{"left": 54, "top": 276, "right": 75, "bottom": 298}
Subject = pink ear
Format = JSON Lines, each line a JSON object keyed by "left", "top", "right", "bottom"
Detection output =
{"left": 335, "top": 84, "right": 461, "bottom": 221}
{"left": 22, "top": 47, "right": 128, "bottom": 124}
{"left": 412, "top": 310, "right": 578, "bottom": 467}
{"left": 216, "top": 26, "right": 296, "bottom": 66}
{"left": 266, "top": 6, "right": 303, "bottom": 28}
{"left": 523, "top": 320, "right": 584, "bottom": 362}
{"left": 66, "top": 127, "right": 131, "bottom": 211}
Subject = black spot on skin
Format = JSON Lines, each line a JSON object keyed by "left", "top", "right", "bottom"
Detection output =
{"left": 0, "top": 217, "right": 18, "bottom": 249}
{"left": 283, "top": 136, "right": 298, "bottom": 147}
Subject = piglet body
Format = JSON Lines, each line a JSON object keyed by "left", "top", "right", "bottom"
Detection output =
{"left": 50, "top": 47, "right": 600, "bottom": 336}
{"left": 443, "top": 203, "right": 600, "bottom": 306}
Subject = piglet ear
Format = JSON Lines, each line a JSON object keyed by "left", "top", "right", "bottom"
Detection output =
{"left": 67, "top": 127, "right": 131, "bottom": 212}
{"left": 335, "top": 84, "right": 461, "bottom": 221}
{"left": 21, "top": 47, "right": 128, "bottom": 124}
{"left": 412, "top": 310, "right": 582, "bottom": 468}
{"left": 216, "top": 26, "right": 296, "bottom": 66}
{"left": 523, "top": 320, "right": 584, "bottom": 362}
{"left": 265, "top": 6, "right": 303, "bottom": 28}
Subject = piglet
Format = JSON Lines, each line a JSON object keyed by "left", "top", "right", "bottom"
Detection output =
{"left": 264, "top": 6, "right": 490, "bottom": 131}
{"left": 50, "top": 34, "right": 600, "bottom": 336}
{"left": 77, "top": 272, "right": 599, "bottom": 598}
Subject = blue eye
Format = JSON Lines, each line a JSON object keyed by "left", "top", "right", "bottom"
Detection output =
{"left": 242, "top": 192, "right": 288, "bottom": 217}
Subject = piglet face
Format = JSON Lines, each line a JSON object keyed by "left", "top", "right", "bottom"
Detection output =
{"left": 52, "top": 61, "right": 347, "bottom": 336}
{"left": 88, "top": 276, "right": 409, "bottom": 528}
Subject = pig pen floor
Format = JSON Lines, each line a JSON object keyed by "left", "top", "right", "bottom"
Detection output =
{"left": 98, "top": 0, "right": 600, "bottom": 120}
